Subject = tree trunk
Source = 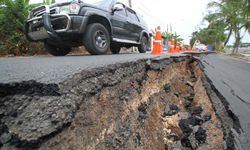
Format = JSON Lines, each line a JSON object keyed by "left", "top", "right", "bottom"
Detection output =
{"left": 224, "top": 28, "right": 232, "bottom": 46}
{"left": 232, "top": 29, "right": 241, "bottom": 54}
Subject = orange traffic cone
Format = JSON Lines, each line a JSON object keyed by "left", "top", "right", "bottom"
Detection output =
{"left": 181, "top": 42, "right": 185, "bottom": 52}
{"left": 169, "top": 37, "right": 174, "bottom": 53}
{"left": 151, "top": 26, "right": 162, "bottom": 54}
{"left": 188, "top": 44, "right": 191, "bottom": 52}
{"left": 176, "top": 42, "right": 180, "bottom": 53}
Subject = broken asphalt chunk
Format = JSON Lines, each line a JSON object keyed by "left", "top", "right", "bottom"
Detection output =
{"left": 163, "top": 104, "right": 179, "bottom": 117}
{"left": 195, "top": 127, "right": 206, "bottom": 145}
{"left": 191, "top": 106, "right": 203, "bottom": 116}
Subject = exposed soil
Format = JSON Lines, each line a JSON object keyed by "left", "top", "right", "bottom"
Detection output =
{"left": 0, "top": 55, "right": 228, "bottom": 149}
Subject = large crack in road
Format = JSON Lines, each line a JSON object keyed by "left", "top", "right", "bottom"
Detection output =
{"left": 0, "top": 55, "right": 242, "bottom": 149}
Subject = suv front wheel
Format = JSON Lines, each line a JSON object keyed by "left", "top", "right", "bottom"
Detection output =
{"left": 44, "top": 42, "right": 71, "bottom": 56}
{"left": 83, "top": 23, "right": 110, "bottom": 55}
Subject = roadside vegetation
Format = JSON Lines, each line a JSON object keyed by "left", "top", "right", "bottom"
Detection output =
{"left": 0, "top": 0, "right": 44, "bottom": 56}
{"left": 1, "top": 0, "right": 28, "bottom": 55}
{"left": 191, "top": 0, "right": 250, "bottom": 53}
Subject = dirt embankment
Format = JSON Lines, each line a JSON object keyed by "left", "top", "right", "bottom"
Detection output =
{"left": 0, "top": 56, "right": 227, "bottom": 149}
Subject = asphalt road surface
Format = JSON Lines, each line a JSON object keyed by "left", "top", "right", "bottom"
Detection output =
{"left": 201, "top": 54, "right": 250, "bottom": 149}
{"left": 0, "top": 53, "right": 159, "bottom": 84}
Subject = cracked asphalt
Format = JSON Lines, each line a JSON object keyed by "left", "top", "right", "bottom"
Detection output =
{"left": 201, "top": 54, "right": 250, "bottom": 149}
{"left": 0, "top": 53, "right": 158, "bottom": 84}
{"left": 1, "top": 52, "right": 250, "bottom": 149}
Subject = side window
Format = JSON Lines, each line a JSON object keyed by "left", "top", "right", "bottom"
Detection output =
{"left": 126, "top": 8, "right": 139, "bottom": 22}
{"left": 113, "top": 4, "right": 127, "bottom": 17}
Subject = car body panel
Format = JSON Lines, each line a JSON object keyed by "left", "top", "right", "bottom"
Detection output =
{"left": 24, "top": 0, "right": 149, "bottom": 47}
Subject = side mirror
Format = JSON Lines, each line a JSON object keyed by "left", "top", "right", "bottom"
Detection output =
{"left": 112, "top": 4, "right": 123, "bottom": 13}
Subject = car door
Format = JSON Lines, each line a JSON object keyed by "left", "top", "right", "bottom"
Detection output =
{"left": 126, "top": 7, "right": 142, "bottom": 42}
{"left": 110, "top": 3, "right": 129, "bottom": 40}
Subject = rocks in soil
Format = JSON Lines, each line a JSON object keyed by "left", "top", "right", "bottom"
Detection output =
{"left": 116, "top": 121, "right": 132, "bottom": 146}
{"left": 179, "top": 106, "right": 204, "bottom": 132}
{"left": 166, "top": 141, "right": 186, "bottom": 150}
{"left": 174, "top": 92, "right": 180, "bottom": 98}
{"left": 0, "top": 123, "right": 4, "bottom": 135}
{"left": 180, "top": 129, "right": 204, "bottom": 149}
{"left": 163, "top": 104, "right": 179, "bottom": 117}
{"left": 0, "top": 144, "right": 11, "bottom": 150}
{"left": 164, "top": 84, "right": 171, "bottom": 93}
{"left": 133, "top": 132, "right": 141, "bottom": 147}
{"left": 166, "top": 132, "right": 179, "bottom": 141}
{"left": 179, "top": 116, "right": 204, "bottom": 136}
{"left": 164, "top": 144, "right": 168, "bottom": 150}
{"left": 180, "top": 136, "right": 193, "bottom": 149}
{"left": 178, "top": 101, "right": 207, "bottom": 148}
{"left": 179, "top": 119, "right": 193, "bottom": 136}
{"left": 179, "top": 117, "right": 207, "bottom": 148}
{"left": 188, "top": 133, "right": 198, "bottom": 149}
{"left": 186, "top": 81, "right": 194, "bottom": 87}
{"left": 188, "top": 116, "right": 203, "bottom": 126}
{"left": 183, "top": 94, "right": 194, "bottom": 109}
{"left": 191, "top": 106, "right": 203, "bottom": 116}
{"left": 202, "top": 113, "right": 212, "bottom": 122}
{"left": 195, "top": 127, "right": 207, "bottom": 144}
{"left": 0, "top": 133, "right": 12, "bottom": 144}
{"left": 183, "top": 99, "right": 192, "bottom": 109}
{"left": 120, "top": 88, "right": 133, "bottom": 101}
{"left": 184, "top": 95, "right": 194, "bottom": 102}
{"left": 138, "top": 102, "right": 148, "bottom": 122}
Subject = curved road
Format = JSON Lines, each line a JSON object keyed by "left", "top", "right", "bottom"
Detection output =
{"left": 201, "top": 54, "right": 250, "bottom": 150}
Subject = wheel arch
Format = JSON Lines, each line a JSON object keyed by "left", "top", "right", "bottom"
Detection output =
{"left": 140, "top": 31, "right": 150, "bottom": 42}
{"left": 85, "top": 14, "right": 113, "bottom": 37}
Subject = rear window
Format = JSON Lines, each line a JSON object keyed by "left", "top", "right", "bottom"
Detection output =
{"left": 137, "top": 15, "right": 147, "bottom": 25}
{"left": 126, "top": 8, "right": 139, "bottom": 22}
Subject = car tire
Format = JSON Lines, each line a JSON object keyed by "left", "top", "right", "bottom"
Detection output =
{"left": 44, "top": 42, "right": 71, "bottom": 56}
{"left": 138, "top": 35, "right": 149, "bottom": 53}
{"left": 83, "top": 23, "right": 110, "bottom": 55}
{"left": 110, "top": 43, "right": 121, "bottom": 54}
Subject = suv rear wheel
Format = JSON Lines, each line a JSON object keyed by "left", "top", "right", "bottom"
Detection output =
{"left": 138, "top": 35, "right": 149, "bottom": 53}
{"left": 83, "top": 23, "right": 110, "bottom": 55}
{"left": 44, "top": 42, "right": 71, "bottom": 56}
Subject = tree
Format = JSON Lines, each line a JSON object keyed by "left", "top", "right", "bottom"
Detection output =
{"left": 207, "top": 0, "right": 249, "bottom": 54}
{"left": 243, "top": 0, "right": 250, "bottom": 32}
{"left": 0, "top": 0, "right": 31, "bottom": 55}
{"left": 0, "top": 0, "right": 42, "bottom": 55}
{"left": 190, "top": 22, "right": 226, "bottom": 51}
{"left": 164, "top": 32, "right": 183, "bottom": 46}
{"left": 43, "top": 0, "right": 55, "bottom": 5}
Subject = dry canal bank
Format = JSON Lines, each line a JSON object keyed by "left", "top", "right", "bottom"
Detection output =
{"left": 0, "top": 54, "right": 241, "bottom": 149}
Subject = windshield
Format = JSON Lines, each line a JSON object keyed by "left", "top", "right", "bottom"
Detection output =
{"left": 56, "top": 0, "right": 113, "bottom": 8}
{"left": 83, "top": 0, "right": 113, "bottom": 7}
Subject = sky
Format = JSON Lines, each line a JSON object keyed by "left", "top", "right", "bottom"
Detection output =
{"left": 30, "top": 0, "right": 249, "bottom": 44}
